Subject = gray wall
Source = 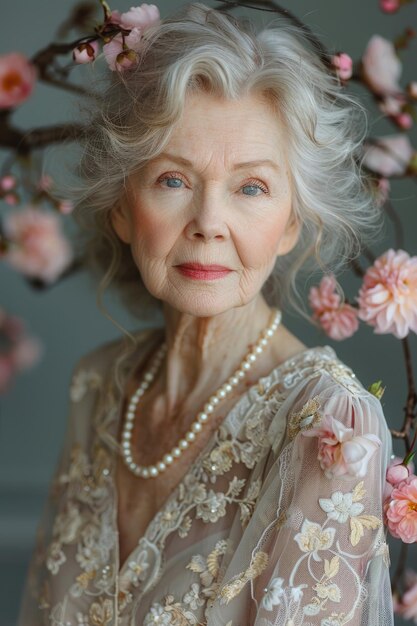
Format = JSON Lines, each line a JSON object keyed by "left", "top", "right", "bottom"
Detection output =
{"left": 1, "top": 0, "right": 416, "bottom": 624}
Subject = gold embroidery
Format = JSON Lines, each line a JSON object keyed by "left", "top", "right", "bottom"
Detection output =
{"left": 219, "top": 551, "right": 269, "bottom": 604}
{"left": 287, "top": 396, "right": 322, "bottom": 441}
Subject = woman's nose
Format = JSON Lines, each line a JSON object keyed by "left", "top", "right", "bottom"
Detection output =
{"left": 184, "top": 191, "right": 230, "bottom": 242}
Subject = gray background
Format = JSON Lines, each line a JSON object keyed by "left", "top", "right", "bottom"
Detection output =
{"left": 1, "top": 0, "right": 416, "bottom": 624}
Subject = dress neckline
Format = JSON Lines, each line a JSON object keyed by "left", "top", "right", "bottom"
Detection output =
{"left": 105, "top": 331, "right": 336, "bottom": 579}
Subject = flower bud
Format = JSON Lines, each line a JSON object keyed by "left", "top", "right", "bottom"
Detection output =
{"left": 331, "top": 52, "right": 353, "bottom": 81}
{"left": 368, "top": 380, "right": 385, "bottom": 399}
{"left": 0, "top": 174, "right": 16, "bottom": 191}
{"left": 386, "top": 463, "right": 409, "bottom": 485}
{"left": 115, "top": 49, "right": 138, "bottom": 70}
{"left": 73, "top": 40, "right": 99, "bottom": 64}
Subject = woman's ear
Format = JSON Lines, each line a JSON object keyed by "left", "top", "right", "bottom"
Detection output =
{"left": 110, "top": 201, "right": 132, "bottom": 244}
{"left": 276, "top": 214, "right": 301, "bottom": 257}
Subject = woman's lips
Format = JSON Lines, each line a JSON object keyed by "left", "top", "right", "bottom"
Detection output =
{"left": 176, "top": 263, "right": 232, "bottom": 280}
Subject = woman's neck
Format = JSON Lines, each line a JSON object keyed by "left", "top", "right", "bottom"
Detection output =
{"left": 158, "top": 295, "right": 276, "bottom": 420}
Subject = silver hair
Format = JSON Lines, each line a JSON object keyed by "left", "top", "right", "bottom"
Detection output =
{"left": 72, "top": 2, "right": 382, "bottom": 334}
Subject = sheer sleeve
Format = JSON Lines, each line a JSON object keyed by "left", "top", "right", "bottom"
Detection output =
{"left": 250, "top": 372, "right": 394, "bottom": 626}
{"left": 16, "top": 356, "right": 102, "bottom": 626}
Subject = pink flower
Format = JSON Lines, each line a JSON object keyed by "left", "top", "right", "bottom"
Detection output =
{"left": 386, "top": 463, "right": 410, "bottom": 485}
{"left": 73, "top": 40, "right": 99, "bottom": 64}
{"left": 0, "top": 174, "right": 16, "bottom": 191}
{"left": 362, "top": 35, "right": 402, "bottom": 95}
{"left": 331, "top": 53, "right": 353, "bottom": 81}
{"left": 363, "top": 134, "right": 415, "bottom": 177}
{"left": 396, "top": 112, "right": 413, "bottom": 129}
{"left": 103, "top": 34, "right": 140, "bottom": 71}
{"left": 120, "top": 4, "right": 160, "bottom": 31}
{"left": 302, "top": 415, "right": 381, "bottom": 479}
{"left": 308, "top": 274, "right": 359, "bottom": 340}
{"left": 375, "top": 177, "right": 391, "bottom": 207}
{"left": 3, "top": 207, "right": 73, "bottom": 283}
{"left": 0, "top": 52, "right": 37, "bottom": 109}
{"left": 58, "top": 200, "right": 74, "bottom": 215}
{"left": 11, "top": 335, "right": 42, "bottom": 370}
{"left": 379, "top": 94, "right": 406, "bottom": 116}
{"left": 309, "top": 274, "right": 341, "bottom": 315}
{"left": 395, "top": 570, "right": 417, "bottom": 621}
{"left": 384, "top": 475, "right": 417, "bottom": 542}
{"left": 318, "top": 304, "right": 359, "bottom": 341}
{"left": 380, "top": 0, "right": 400, "bottom": 12}
{"left": 357, "top": 249, "right": 417, "bottom": 339}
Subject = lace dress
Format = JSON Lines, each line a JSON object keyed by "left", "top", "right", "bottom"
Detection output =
{"left": 17, "top": 328, "right": 394, "bottom": 626}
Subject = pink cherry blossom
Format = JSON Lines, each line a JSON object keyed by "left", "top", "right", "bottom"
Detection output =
{"left": 0, "top": 175, "right": 16, "bottom": 191}
{"left": 58, "top": 200, "right": 74, "bottom": 215}
{"left": 375, "top": 177, "right": 390, "bottom": 207}
{"left": 3, "top": 206, "right": 73, "bottom": 283}
{"left": 362, "top": 35, "right": 402, "bottom": 95}
{"left": 120, "top": 4, "right": 160, "bottom": 31}
{"left": 0, "top": 53, "right": 37, "bottom": 109}
{"left": 73, "top": 40, "right": 99, "bottom": 64}
{"left": 363, "top": 134, "right": 415, "bottom": 177}
{"left": 379, "top": 94, "right": 406, "bottom": 116}
{"left": 11, "top": 335, "right": 42, "bottom": 370}
{"left": 395, "top": 570, "right": 417, "bottom": 621}
{"left": 357, "top": 249, "right": 417, "bottom": 339}
{"left": 396, "top": 112, "right": 413, "bottom": 129}
{"left": 103, "top": 34, "right": 140, "bottom": 72}
{"left": 384, "top": 475, "right": 417, "bottom": 543}
{"left": 331, "top": 53, "right": 353, "bottom": 81}
{"left": 301, "top": 415, "right": 381, "bottom": 479}
{"left": 380, "top": 0, "right": 400, "bottom": 12}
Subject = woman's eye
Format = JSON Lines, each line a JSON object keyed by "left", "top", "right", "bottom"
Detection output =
{"left": 241, "top": 182, "right": 268, "bottom": 196}
{"left": 158, "top": 175, "right": 269, "bottom": 197}
{"left": 158, "top": 175, "right": 185, "bottom": 189}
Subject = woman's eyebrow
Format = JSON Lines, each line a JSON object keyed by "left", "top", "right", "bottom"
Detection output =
{"left": 154, "top": 152, "right": 281, "bottom": 172}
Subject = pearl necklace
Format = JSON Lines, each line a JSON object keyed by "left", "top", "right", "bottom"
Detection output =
{"left": 121, "top": 308, "right": 282, "bottom": 478}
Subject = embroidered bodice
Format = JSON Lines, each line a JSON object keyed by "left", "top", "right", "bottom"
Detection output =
{"left": 17, "top": 329, "right": 394, "bottom": 625}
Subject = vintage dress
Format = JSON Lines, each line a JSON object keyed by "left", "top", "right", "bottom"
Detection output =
{"left": 17, "top": 328, "right": 394, "bottom": 626}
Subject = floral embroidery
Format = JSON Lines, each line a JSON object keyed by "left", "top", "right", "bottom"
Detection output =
{"left": 219, "top": 551, "right": 269, "bottom": 604}
{"left": 287, "top": 396, "right": 322, "bottom": 441}
{"left": 70, "top": 369, "right": 102, "bottom": 402}
{"left": 25, "top": 345, "right": 389, "bottom": 626}
{"left": 294, "top": 520, "right": 336, "bottom": 560}
{"left": 261, "top": 577, "right": 284, "bottom": 610}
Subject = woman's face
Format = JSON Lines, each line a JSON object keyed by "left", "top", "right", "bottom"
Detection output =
{"left": 112, "top": 91, "right": 300, "bottom": 317}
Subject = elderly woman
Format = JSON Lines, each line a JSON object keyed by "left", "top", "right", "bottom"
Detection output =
{"left": 18, "top": 3, "right": 394, "bottom": 625}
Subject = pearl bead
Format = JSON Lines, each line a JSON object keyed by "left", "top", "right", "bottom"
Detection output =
{"left": 120, "top": 310, "right": 281, "bottom": 478}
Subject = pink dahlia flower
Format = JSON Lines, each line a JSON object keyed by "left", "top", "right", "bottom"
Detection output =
{"left": 308, "top": 274, "right": 359, "bottom": 340}
{"left": 0, "top": 52, "right": 37, "bottom": 109}
{"left": 357, "top": 249, "right": 417, "bottom": 339}
{"left": 120, "top": 4, "right": 160, "bottom": 31}
{"left": 384, "top": 475, "right": 417, "bottom": 543}
{"left": 3, "top": 207, "right": 73, "bottom": 283}
{"left": 362, "top": 35, "right": 402, "bottom": 95}
{"left": 331, "top": 53, "right": 353, "bottom": 81}
{"left": 302, "top": 415, "right": 381, "bottom": 479}
{"left": 363, "top": 134, "right": 414, "bottom": 177}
